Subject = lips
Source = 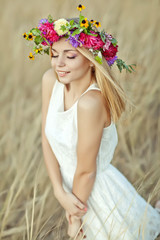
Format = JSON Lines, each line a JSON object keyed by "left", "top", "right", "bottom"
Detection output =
{"left": 56, "top": 70, "right": 70, "bottom": 77}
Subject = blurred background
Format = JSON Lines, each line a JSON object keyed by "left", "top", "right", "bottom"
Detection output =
{"left": 0, "top": 0, "right": 160, "bottom": 239}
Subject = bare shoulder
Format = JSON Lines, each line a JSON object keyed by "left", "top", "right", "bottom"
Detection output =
{"left": 78, "top": 90, "right": 111, "bottom": 127}
{"left": 42, "top": 68, "right": 57, "bottom": 98}
{"left": 78, "top": 90, "right": 104, "bottom": 115}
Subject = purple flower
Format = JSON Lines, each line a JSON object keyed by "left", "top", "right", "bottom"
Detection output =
{"left": 38, "top": 18, "right": 48, "bottom": 28}
{"left": 107, "top": 56, "right": 118, "bottom": 66}
{"left": 39, "top": 18, "right": 48, "bottom": 24}
{"left": 68, "top": 34, "right": 81, "bottom": 48}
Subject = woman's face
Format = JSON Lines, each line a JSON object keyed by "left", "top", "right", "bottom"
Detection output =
{"left": 51, "top": 37, "right": 92, "bottom": 84}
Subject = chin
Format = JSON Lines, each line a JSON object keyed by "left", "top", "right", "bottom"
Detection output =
{"left": 58, "top": 77, "right": 71, "bottom": 85}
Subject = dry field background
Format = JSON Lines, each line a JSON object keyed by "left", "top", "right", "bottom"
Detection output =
{"left": 0, "top": 0, "right": 160, "bottom": 239}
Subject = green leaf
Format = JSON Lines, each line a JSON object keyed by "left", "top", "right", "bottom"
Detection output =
{"left": 100, "top": 30, "right": 106, "bottom": 43}
{"left": 48, "top": 14, "right": 54, "bottom": 23}
{"left": 129, "top": 64, "right": 136, "bottom": 72}
{"left": 64, "top": 34, "right": 69, "bottom": 39}
{"left": 72, "top": 24, "right": 79, "bottom": 29}
{"left": 60, "top": 25, "right": 67, "bottom": 32}
{"left": 72, "top": 28, "right": 83, "bottom": 36}
{"left": 95, "top": 56, "right": 102, "bottom": 64}
{"left": 33, "top": 46, "right": 39, "bottom": 50}
{"left": 44, "top": 47, "right": 50, "bottom": 55}
{"left": 111, "top": 38, "right": 118, "bottom": 46}
{"left": 84, "top": 28, "right": 88, "bottom": 34}
{"left": 70, "top": 20, "right": 74, "bottom": 26}
{"left": 34, "top": 36, "right": 43, "bottom": 45}
{"left": 32, "top": 28, "right": 41, "bottom": 36}
{"left": 79, "top": 14, "right": 85, "bottom": 23}
{"left": 116, "top": 59, "right": 136, "bottom": 73}
{"left": 87, "top": 32, "right": 97, "bottom": 36}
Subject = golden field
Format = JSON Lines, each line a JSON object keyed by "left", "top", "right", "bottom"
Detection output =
{"left": 0, "top": 0, "right": 160, "bottom": 239}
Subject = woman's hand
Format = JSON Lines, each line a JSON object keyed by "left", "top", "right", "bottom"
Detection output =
{"left": 56, "top": 191, "right": 87, "bottom": 217}
{"left": 66, "top": 214, "right": 86, "bottom": 239}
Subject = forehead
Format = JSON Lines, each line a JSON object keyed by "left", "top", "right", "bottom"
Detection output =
{"left": 52, "top": 38, "right": 77, "bottom": 52}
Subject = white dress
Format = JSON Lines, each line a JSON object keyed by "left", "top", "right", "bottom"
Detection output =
{"left": 45, "top": 79, "right": 160, "bottom": 240}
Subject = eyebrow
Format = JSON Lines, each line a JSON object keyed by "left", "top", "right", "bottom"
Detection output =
{"left": 51, "top": 48, "right": 77, "bottom": 53}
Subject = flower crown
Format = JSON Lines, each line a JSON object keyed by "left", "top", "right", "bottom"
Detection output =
{"left": 23, "top": 4, "right": 135, "bottom": 73}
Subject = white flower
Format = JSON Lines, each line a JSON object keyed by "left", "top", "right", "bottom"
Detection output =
{"left": 54, "top": 18, "right": 69, "bottom": 36}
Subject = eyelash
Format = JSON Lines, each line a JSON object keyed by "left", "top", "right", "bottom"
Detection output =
{"left": 52, "top": 55, "right": 76, "bottom": 59}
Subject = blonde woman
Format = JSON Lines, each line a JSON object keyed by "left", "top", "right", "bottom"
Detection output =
{"left": 42, "top": 37, "right": 160, "bottom": 240}
{"left": 24, "top": 6, "right": 160, "bottom": 239}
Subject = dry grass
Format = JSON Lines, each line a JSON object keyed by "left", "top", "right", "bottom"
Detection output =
{"left": 0, "top": 0, "right": 160, "bottom": 239}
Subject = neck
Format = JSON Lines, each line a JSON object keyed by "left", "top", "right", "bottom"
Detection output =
{"left": 65, "top": 71, "right": 96, "bottom": 100}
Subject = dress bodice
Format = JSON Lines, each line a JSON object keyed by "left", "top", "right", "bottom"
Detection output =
{"left": 45, "top": 79, "right": 118, "bottom": 177}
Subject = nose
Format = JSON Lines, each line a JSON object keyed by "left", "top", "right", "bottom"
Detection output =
{"left": 57, "top": 54, "right": 66, "bottom": 67}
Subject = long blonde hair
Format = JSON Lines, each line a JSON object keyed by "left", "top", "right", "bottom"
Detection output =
{"left": 50, "top": 19, "right": 129, "bottom": 123}
{"left": 77, "top": 47, "right": 127, "bottom": 123}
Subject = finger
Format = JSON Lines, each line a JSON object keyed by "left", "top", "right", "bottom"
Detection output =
{"left": 66, "top": 212, "right": 70, "bottom": 223}
{"left": 75, "top": 209, "right": 87, "bottom": 217}
{"left": 69, "top": 214, "right": 72, "bottom": 224}
{"left": 76, "top": 204, "right": 88, "bottom": 213}
{"left": 74, "top": 199, "right": 86, "bottom": 210}
{"left": 71, "top": 215, "right": 81, "bottom": 220}
{"left": 65, "top": 211, "right": 68, "bottom": 220}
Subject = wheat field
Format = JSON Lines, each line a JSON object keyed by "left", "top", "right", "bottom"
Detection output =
{"left": 0, "top": 0, "right": 160, "bottom": 239}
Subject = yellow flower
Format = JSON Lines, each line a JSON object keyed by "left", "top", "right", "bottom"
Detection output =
{"left": 28, "top": 33, "right": 34, "bottom": 40}
{"left": 90, "top": 20, "right": 95, "bottom": 24}
{"left": 23, "top": 33, "right": 28, "bottom": 39}
{"left": 80, "top": 18, "right": 89, "bottom": 28}
{"left": 94, "top": 21, "right": 101, "bottom": 28}
{"left": 77, "top": 4, "right": 85, "bottom": 11}
{"left": 34, "top": 48, "right": 43, "bottom": 53}
{"left": 28, "top": 52, "right": 35, "bottom": 60}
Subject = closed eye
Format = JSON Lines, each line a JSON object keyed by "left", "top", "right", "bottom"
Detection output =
{"left": 67, "top": 56, "right": 76, "bottom": 59}
{"left": 52, "top": 55, "right": 76, "bottom": 59}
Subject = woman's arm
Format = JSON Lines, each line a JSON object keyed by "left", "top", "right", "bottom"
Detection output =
{"left": 41, "top": 69, "right": 86, "bottom": 215}
{"left": 42, "top": 68, "right": 65, "bottom": 198}
{"left": 72, "top": 90, "right": 108, "bottom": 205}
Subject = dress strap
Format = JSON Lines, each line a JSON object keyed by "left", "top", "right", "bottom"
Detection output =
{"left": 79, "top": 83, "right": 114, "bottom": 123}
{"left": 80, "top": 83, "right": 101, "bottom": 98}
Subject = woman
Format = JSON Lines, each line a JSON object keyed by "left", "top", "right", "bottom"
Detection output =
{"left": 42, "top": 38, "right": 160, "bottom": 240}
{"left": 24, "top": 6, "right": 160, "bottom": 240}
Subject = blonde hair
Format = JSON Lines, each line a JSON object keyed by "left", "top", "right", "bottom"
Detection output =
{"left": 77, "top": 47, "right": 127, "bottom": 123}
{"left": 50, "top": 30, "right": 129, "bottom": 123}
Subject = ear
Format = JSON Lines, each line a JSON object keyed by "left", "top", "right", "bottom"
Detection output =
{"left": 89, "top": 62, "right": 94, "bottom": 67}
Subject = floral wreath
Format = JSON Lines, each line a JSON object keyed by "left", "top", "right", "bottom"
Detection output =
{"left": 23, "top": 4, "right": 135, "bottom": 73}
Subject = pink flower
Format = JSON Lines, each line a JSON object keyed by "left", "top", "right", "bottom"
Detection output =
{"left": 79, "top": 32, "right": 104, "bottom": 50}
{"left": 103, "top": 39, "right": 111, "bottom": 51}
{"left": 38, "top": 21, "right": 60, "bottom": 45}
{"left": 103, "top": 34, "right": 114, "bottom": 51}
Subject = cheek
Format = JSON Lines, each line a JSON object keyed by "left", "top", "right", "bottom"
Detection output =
{"left": 70, "top": 58, "right": 90, "bottom": 72}
{"left": 51, "top": 59, "right": 56, "bottom": 69}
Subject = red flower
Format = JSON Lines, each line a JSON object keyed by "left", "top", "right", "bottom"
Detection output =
{"left": 102, "top": 43, "right": 118, "bottom": 60}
